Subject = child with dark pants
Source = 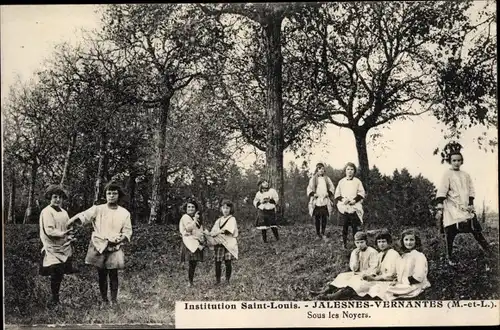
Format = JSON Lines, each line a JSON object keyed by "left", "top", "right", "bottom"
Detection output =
{"left": 340, "top": 212, "right": 362, "bottom": 249}
{"left": 39, "top": 184, "right": 77, "bottom": 307}
{"left": 97, "top": 268, "right": 119, "bottom": 304}
{"left": 334, "top": 162, "right": 366, "bottom": 248}
{"left": 68, "top": 182, "right": 133, "bottom": 307}
{"left": 435, "top": 143, "right": 492, "bottom": 268}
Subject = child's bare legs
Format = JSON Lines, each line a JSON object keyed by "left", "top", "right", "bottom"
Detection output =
{"left": 261, "top": 230, "right": 267, "bottom": 243}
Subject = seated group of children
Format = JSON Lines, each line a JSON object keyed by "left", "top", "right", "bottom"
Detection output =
{"left": 311, "top": 229, "right": 430, "bottom": 301}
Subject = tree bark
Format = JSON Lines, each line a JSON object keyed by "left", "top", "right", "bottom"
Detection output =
{"left": 263, "top": 16, "right": 285, "bottom": 220}
{"left": 128, "top": 168, "right": 137, "bottom": 225}
{"left": 353, "top": 128, "right": 370, "bottom": 188}
{"left": 82, "top": 166, "right": 90, "bottom": 207}
{"left": 94, "top": 129, "right": 108, "bottom": 204}
{"left": 7, "top": 171, "right": 16, "bottom": 224}
{"left": 60, "top": 132, "right": 77, "bottom": 187}
{"left": 149, "top": 96, "right": 171, "bottom": 224}
{"left": 23, "top": 162, "right": 38, "bottom": 224}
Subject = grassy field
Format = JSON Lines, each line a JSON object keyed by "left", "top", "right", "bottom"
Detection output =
{"left": 4, "top": 219, "right": 499, "bottom": 326}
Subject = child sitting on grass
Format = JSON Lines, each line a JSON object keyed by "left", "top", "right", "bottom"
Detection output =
{"left": 368, "top": 229, "right": 431, "bottom": 301}
{"left": 310, "top": 231, "right": 378, "bottom": 300}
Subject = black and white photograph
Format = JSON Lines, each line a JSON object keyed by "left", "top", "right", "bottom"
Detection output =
{"left": 2, "top": 2, "right": 498, "bottom": 328}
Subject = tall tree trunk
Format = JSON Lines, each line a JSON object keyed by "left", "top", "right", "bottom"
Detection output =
{"left": 7, "top": 171, "right": 16, "bottom": 224}
{"left": 23, "top": 162, "right": 38, "bottom": 224}
{"left": 263, "top": 16, "right": 285, "bottom": 220}
{"left": 60, "top": 132, "right": 77, "bottom": 187}
{"left": 128, "top": 167, "right": 137, "bottom": 225}
{"left": 353, "top": 128, "right": 370, "bottom": 188}
{"left": 149, "top": 96, "right": 171, "bottom": 224}
{"left": 94, "top": 129, "right": 108, "bottom": 204}
{"left": 82, "top": 167, "right": 90, "bottom": 207}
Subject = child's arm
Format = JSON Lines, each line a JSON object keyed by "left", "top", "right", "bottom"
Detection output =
{"left": 466, "top": 173, "right": 475, "bottom": 210}
{"left": 269, "top": 189, "right": 279, "bottom": 205}
{"left": 349, "top": 249, "right": 360, "bottom": 272}
{"left": 253, "top": 192, "right": 261, "bottom": 209}
{"left": 119, "top": 212, "right": 133, "bottom": 243}
{"left": 222, "top": 217, "right": 237, "bottom": 236}
{"left": 307, "top": 177, "right": 316, "bottom": 197}
{"left": 327, "top": 177, "right": 335, "bottom": 199}
{"left": 179, "top": 215, "right": 195, "bottom": 236}
{"left": 334, "top": 180, "right": 342, "bottom": 201}
{"left": 409, "top": 252, "right": 428, "bottom": 285}
{"left": 365, "top": 250, "right": 379, "bottom": 276}
{"left": 435, "top": 172, "right": 450, "bottom": 206}
{"left": 41, "top": 210, "right": 71, "bottom": 239}
{"left": 68, "top": 205, "right": 97, "bottom": 228}
{"left": 356, "top": 179, "right": 366, "bottom": 200}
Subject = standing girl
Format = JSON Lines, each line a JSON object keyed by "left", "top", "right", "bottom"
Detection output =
{"left": 68, "top": 181, "right": 132, "bottom": 307}
{"left": 179, "top": 199, "right": 206, "bottom": 286}
{"left": 435, "top": 142, "right": 492, "bottom": 266}
{"left": 334, "top": 162, "right": 366, "bottom": 248}
{"left": 307, "top": 163, "right": 336, "bottom": 240}
{"left": 210, "top": 199, "right": 239, "bottom": 285}
{"left": 253, "top": 179, "right": 279, "bottom": 242}
{"left": 369, "top": 229, "right": 431, "bottom": 301}
{"left": 39, "top": 184, "right": 77, "bottom": 307}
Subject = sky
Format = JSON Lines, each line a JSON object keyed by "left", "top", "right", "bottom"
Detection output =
{"left": 1, "top": 4, "right": 498, "bottom": 212}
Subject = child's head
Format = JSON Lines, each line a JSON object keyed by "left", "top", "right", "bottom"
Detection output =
{"left": 182, "top": 199, "right": 199, "bottom": 216}
{"left": 315, "top": 163, "right": 325, "bottom": 175}
{"left": 442, "top": 142, "right": 463, "bottom": 168}
{"left": 104, "top": 181, "right": 125, "bottom": 204}
{"left": 344, "top": 162, "right": 357, "bottom": 178}
{"left": 449, "top": 152, "right": 463, "bottom": 170}
{"left": 375, "top": 229, "right": 392, "bottom": 251}
{"left": 354, "top": 231, "right": 368, "bottom": 250}
{"left": 399, "top": 229, "right": 422, "bottom": 252}
{"left": 45, "top": 184, "right": 68, "bottom": 207}
{"left": 258, "top": 179, "right": 269, "bottom": 190}
{"left": 220, "top": 199, "right": 234, "bottom": 216}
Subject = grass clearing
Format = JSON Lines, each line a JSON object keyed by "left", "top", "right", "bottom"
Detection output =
{"left": 4, "top": 220, "right": 499, "bottom": 326}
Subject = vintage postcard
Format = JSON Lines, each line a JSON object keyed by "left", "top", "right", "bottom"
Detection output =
{"left": 2, "top": 2, "right": 498, "bottom": 329}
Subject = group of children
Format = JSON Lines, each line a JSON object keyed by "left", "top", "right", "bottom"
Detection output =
{"left": 39, "top": 182, "right": 132, "bottom": 308}
{"left": 310, "top": 229, "right": 430, "bottom": 301}
{"left": 179, "top": 199, "right": 239, "bottom": 286}
{"left": 39, "top": 143, "right": 494, "bottom": 306}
